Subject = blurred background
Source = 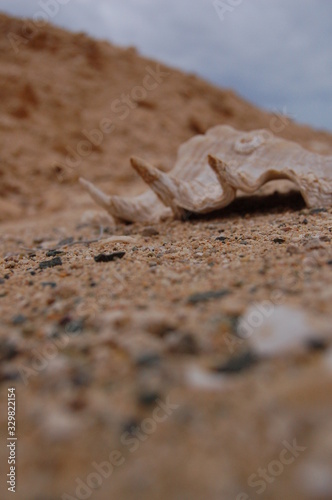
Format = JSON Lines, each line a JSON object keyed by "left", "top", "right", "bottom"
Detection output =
{"left": 1, "top": 0, "right": 331, "bottom": 131}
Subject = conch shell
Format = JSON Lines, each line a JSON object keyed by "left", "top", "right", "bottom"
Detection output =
{"left": 80, "top": 125, "right": 332, "bottom": 223}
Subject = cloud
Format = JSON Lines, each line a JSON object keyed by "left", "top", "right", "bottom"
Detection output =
{"left": 1, "top": 0, "right": 331, "bottom": 131}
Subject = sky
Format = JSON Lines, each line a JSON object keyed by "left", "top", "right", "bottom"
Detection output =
{"left": 1, "top": 0, "right": 331, "bottom": 131}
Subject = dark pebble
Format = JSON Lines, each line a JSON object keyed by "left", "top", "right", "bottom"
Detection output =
{"left": 138, "top": 390, "right": 160, "bottom": 406}
{"left": 58, "top": 237, "right": 74, "bottom": 246}
{"left": 46, "top": 249, "right": 64, "bottom": 257}
{"left": 122, "top": 418, "right": 140, "bottom": 436}
{"left": 65, "top": 319, "right": 85, "bottom": 335}
{"left": 12, "top": 314, "right": 27, "bottom": 325}
{"left": 0, "top": 278, "right": 5, "bottom": 285}
{"left": 305, "top": 338, "right": 328, "bottom": 351}
{"left": 39, "top": 257, "right": 62, "bottom": 269}
{"left": 0, "top": 368, "right": 20, "bottom": 382}
{"left": 58, "top": 315, "right": 72, "bottom": 327}
{"left": 0, "top": 341, "right": 19, "bottom": 361}
{"left": 188, "top": 289, "right": 230, "bottom": 304}
{"left": 327, "top": 260, "right": 332, "bottom": 266}
{"left": 4, "top": 274, "right": 10, "bottom": 279}
{"left": 94, "top": 251, "right": 125, "bottom": 263}
{"left": 302, "top": 218, "right": 308, "bottom": 224}
{"left": 309, "top": 208, "right": 327, "bottom": 214}
{"left": 30, "top": 271, "right": 36, "bottom": 276}
{"left": 273, "top": 238, "right": 285, "bottom": 244}
{"left": 215, "top": 236, "right": 227, "bottom": 242}
{"left": 135, "top": 353, "right": 161, "bottom": 367}
{"left": 41, "top": 282, "right": 57, "bottom": 288}
{"left": 71, "top": 369, "right": 91, "bottom": 387}
{"left": 213, "top": 351, "right": 257, "bottom": 374}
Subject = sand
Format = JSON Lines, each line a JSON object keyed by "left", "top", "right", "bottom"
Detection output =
{"left": 0, "top": 13, "right": 332, "bottom": 500}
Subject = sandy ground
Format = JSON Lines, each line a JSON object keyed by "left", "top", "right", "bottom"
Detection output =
{"left": 0, "top": 13, "right": 332, "bottom": 500}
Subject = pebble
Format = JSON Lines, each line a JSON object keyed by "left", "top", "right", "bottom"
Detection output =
{"left": 305, "top": 338, "right": 328, "bottom": 351}
{"left": 12, "top": 314, "right": 27, "bottom": 325}
{"left": 273, "top": 238, "right": 285, "bottom": 244}
{"left": 141, "top": 227, "right": 159, "bottom": 236}
{"left": 46, "top": 249, "right": 64, "bottom": 257}
{"left": 188, "top": 289, "right": 230, "bottom": 304}
{"left": 212, "top": 351, "right": 257, "bottom": 374}
{"left": 41, "top": 282, "right": 57, "bottom": 288}
{"left": 0, "top": 340, "right": 19, "bottom": 360}
{"left": 122, "top": 418, "right": 140, "bottom": 436}
{"left": 137, "top": 390, "right": 161, "bottom": 406}
{"left": 135, "top": 353, "right": 162, "bottom": 367}
{"left": 94, "top": 251, "right": 125, "bottom": 262}
{"left": 64, "top": 318, "right": 85, "bottom": 334}
{"left": 39, "top": 257, "right": 62, "bottom": 269}
{"left": 309, "top": 208, "right": 327, "bottom": 214}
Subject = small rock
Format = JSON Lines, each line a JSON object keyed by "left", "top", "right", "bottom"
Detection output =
{"left": 141, "top": 227, "right": 159, "bottom": 236}
{"left": 94, "top": 251, "right": 125, "bottom": 263}
{"left": 309, "top": 208, "right": 327, "bottom": 214}
{"left": 41, "top": 282, "right": 57, "bottom": 288}
{"left": 137, "top": 390, "right": 160, "bottom": 407}
{"left": 135, "top": 353, "right": 162, "bottom": 367}
{"left": 215, "top": 236, "right": 227, "bottom": 242}
{"left": 188, "top": 289, "right": 230, "bottom": 304}
{"left": 39, "top": 257, "right": 62, "bottom": 269}
{"left": 46, "top": 249, "right": 64, "bottom": 257}
{"left": 213, "top": 351, "right": 257, "bottom": 374}
{"left": 12, "top": 314, "right": 27, "bottom": 325}
{"left": 122, "top": 418, "right": 140, "bottom": 436}
{"left": 0, "top": 367, "right": 20, "bottom": 382}
{"left": 305, "top": 338, "right": 328, "bottom": 351}
{"left": 273, "top": 238, "right": 285, "bottom": 244}
{"left": 64, "top": 319, "right": 85, "bottom": 335}
{"left": 0, "top": 340, "right": 19, "bottom": 360}
{"left": 70, "top": 368, "right": 92, "bottom": 387}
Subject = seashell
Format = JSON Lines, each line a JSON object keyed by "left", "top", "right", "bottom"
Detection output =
{"left": 80, "top": 125, "right": 332, "bottom": 223}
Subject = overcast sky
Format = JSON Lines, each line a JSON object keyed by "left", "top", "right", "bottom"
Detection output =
{"left": 2, "top": 0, "right": 331, "bottom": 131}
